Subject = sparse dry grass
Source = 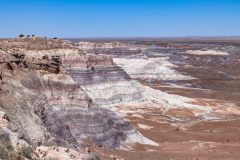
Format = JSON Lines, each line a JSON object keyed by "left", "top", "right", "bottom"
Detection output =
{"left": 0, "top": 134, "right": 35, "bottom": 160}
{"left": 17, "top": 145, "right": 34, "bottom": 159}
{"left": 0, "top": 140, "right": 13, "bottom": 160}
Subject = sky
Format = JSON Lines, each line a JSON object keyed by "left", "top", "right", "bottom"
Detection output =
{"left": 0, "top": 0, "right": 240, "bottom": 38}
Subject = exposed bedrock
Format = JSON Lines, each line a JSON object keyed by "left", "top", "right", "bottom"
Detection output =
{"left": 61, "top": 50, "right": 143, "bottom": 105}
{"left": 67, "top": 66, "right": 131, "bottom": 85}
{"left": 39, "top": 73, "right": 150, "bottom": 149}
{"left": 62, "top": 53, "right": 114, "bottom": 71}
{"left": 114, "top": 57, "right": 195, "bottom": 82}
{"left": 0, "top": 50, "right": 149, "bottom": 150}
{"left": 65, "top": 63, "right": 144, "bottom": 105}
{"left": 44, "top": 106, "right": 136, "bottom": 148}
{"left": 88, "top": 48, "right": 143, "bottom": 57}
{"left": 39, "top": 73, "right": 90, "bottom": 108}
{"left": 0, "top": 69, "right": 48, "bottom": 146}
{"left": 30, "top": 72, "right": 142, "bottom": 149}
{"left": 0, "top": 68, "right": 140, "bottom": 149}
{"left": 82, "top": 81, "right": 144, "bottom": 106}
{"left": 76, "top": 41, "right": 145, "bottom": 58}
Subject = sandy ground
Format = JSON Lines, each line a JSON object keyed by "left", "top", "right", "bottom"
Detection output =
{"left": 91, "top": 107, "right": 240, "bottom": 160}
{"left": 90, "top": 97, "right": 240, "bottom": 159}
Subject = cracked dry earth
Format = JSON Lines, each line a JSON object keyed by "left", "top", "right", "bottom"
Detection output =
{"left": 0, "top": 38, "right": 240, "bottom": 160}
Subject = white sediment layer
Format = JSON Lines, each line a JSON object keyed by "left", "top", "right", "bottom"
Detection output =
{"left": 25, "top": 49, "right": 80, "bottom": 58}
{"left": 186, "top": 50, "right": 229, "bottom": 56}
{"left": 82, "top": 80, "right": 213, "bottom": 147}
{"left": 113, "top": 57, "right": 195, "bottom": 81}
{"left": 138, "top": 124, "right": 153, "bottom": 130}
{"left": 125, "top": 131, "right": 159, "bottom": 147}
{"left": 82, "top": 80, "right": 211, "bottom": 113}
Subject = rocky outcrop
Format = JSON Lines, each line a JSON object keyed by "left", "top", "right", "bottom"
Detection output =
{"left": 76, "top": 41, "right": 145, "bottom": 58}
{"left": 45, "top": 106, "right": 137, "bottom": 148}
{"left": 62, "top": 53, "right": 114, "bottom": 69}
{"left": 0, "top": 41, "right": 153, "bottom": 155}
{"left": 0, "top": 52, "right": 62, "bottom": 74}
{"left": 0, "top": 68, "right": 49, "bottom": 146}
{"left": 68, "top": 66, "right": 131, "bottom": 85}
{"left": 1, "top": 38, "right": 217, "bottom": 159}
{"left": 82, "top": 81, "right": 144, "bottom": 105}
{"left": 0, "top": 59, "right": 136, "bottom": 149}
{"left": 71, "top": 41, "right": 212, "bottom": 120}
{"left": 114, "top": 57, "right": 195, "bottom": 82}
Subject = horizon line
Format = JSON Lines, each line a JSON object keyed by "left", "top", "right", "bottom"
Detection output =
{"left": 1, "top": 35, "right": 240, "bottom": 40}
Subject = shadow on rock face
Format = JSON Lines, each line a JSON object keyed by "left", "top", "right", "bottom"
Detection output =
{"left": 44, "top": 106, "right": 134, "bottom": 149}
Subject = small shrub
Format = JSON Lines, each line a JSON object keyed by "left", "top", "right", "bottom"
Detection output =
{"left": 18, "top": 145, "right": 33, "bottom": 159}
{"left": 19, "top": 34, "right": 25, "bottom": 38}
{"left": 10, "top": 151, "right": 25, "bottom": 160}
{"left": 0, "top": 143, "right": 9, "bottom": 159}
{"left": 0, "top": 136, "right": 32, "bottom": 160}
{"left": 0, "top": 141, "right": 13, "bottom": 160}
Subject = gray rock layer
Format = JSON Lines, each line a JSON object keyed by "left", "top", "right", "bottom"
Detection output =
{"left": 67, "top": 66, "right": 131, "bottom": 85}
{"left": 0, "top": 46, "right": 144, "bottom": 151}
{"left": 45, "top": 106, "right": 134, "bottom": 148}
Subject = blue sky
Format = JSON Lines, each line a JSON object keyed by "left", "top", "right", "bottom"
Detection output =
{"left": 0, "top": 0, "right": 240, "bottom": 38}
